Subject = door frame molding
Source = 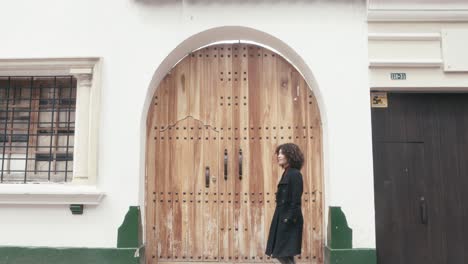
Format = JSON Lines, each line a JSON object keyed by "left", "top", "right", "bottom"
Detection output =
{"left": 140, "top": 26, "right": 327, "bottom": 253}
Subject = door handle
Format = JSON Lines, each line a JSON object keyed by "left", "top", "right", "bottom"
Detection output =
{"left": 205, "top": 166, "right": 210, "bottom": 188}
{"left": 224, "top": 149, "right": 228, "bottom": 181}
{"left": 420, "top": 196, "right": 428, "bottom": 225}
{"left": 239, "top": 149, "right": 243, "bottom": 180}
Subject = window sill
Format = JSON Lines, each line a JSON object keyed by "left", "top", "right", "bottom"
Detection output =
{"left": 0, "top": 184, "right": 105, "bottom": 205}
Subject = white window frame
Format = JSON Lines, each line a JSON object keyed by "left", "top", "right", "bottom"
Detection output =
{"left": 0, "top": 58, "right": 104, "bottom": 205}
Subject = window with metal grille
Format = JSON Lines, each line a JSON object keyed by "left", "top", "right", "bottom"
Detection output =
{"left": 0, "top": 76, "right": 76, "bottom": 183}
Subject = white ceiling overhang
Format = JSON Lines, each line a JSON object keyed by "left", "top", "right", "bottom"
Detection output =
{"left": 368, "top": 0, "right": 468, "bottom": 21}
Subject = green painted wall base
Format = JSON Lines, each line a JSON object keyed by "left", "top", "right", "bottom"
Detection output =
{"left": 326, "top": 206, "right": 376, "bottom": 264}
{"left": 325, "top": 246, "right": 376, "bottom": 264}
{"left": 1, "top": 205, "right": 378, "bottom": 264}
{"left": 0, "top": 206, "right": 143, "bottom": 264}
{"left": 0, "top": 247, "right": 140, "bottom": 264}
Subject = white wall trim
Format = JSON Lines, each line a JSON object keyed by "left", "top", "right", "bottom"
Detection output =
{"left": 0, "top": 184, "right": 105, "bottom": 205}
{"left": 368, "top": 10, "right": 468, "bottom": 22}
{"left": 369, "top": 59, "right": 443, "bottom": 68}
{"left": 0, "top": 58, "right": 99, "bottom": 76}
{"left": 370, "top": 86, "right": 468, "bottom": 92}
{"left": 368, "top": 33, "right": 441, "bottom": 41}
{"left": 0, "top": 57, "right": 102, "bottom": 192}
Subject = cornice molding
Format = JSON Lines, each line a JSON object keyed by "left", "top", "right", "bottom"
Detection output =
{"left": 0, "top": 58, "right": 100, "bottom": 76}
{"left": 0, "top": 184, "right": 105, "bottom": 205}
{"left": 369, "top": 59, "right": 443, "bottom": 68}
{"left": 368, "top": 33, "right": 441, "bottom": 41}
{"left": 368, "top": 10, "right": 468, "bottom": 22}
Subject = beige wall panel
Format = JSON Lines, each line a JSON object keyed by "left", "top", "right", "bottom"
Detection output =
{"left": 370, "top": 68, "right": 468, "bottom": 89}
{"left": 442, "top": 29, "right": 468, "bottom": 72}
{"left": 369, "top": 40, "right": 441, "bottom": 61}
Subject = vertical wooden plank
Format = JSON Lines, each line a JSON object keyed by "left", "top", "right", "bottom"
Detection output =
{"left": 247, "top": 45, "right": 264, "bottom": 263}
{"left": 238, "top": 44, "right": 252, "bottom": 263}
{"left": 174, "top": 57, "right": 190, "bottom": 122}
{"left": 163, "top": 76, "right": 174, "bottom": 262}
{"left": 455, "top": 95, "right": 468, "bottom": 264}
{"left": 231, "top": 43, "right": 242, "bottom": 263}
{"left": 171, "top": 122, "right": 183, "bottom": 261}
{"left": 158, "top": 129, "right": 172, "bottom": 261}
{"left": 420, "top": 94, "right": 446, "bottom": 264}
{"left": 168, "top": 59, "right": 188, "bottom": 260}
{"left": 180, "top": 120, "right": 192, "bottom": 261}
{"left": 209, "top": 46, "right": 221, "bottom": 262}
{"left": 187, "top": 49, "right": 202, "bottom": 262}
{"left": 147, "top": 77, "right": 163, "bottom": 263}
{"left": 184, "top": 118, "right": 196, "bottom": 261}
{"left": 146, "top": 103, "right": 157, "bottom": 263}
{"left": 437, "top": 97, "right": 463, "bottom": 264}
{"left": 207, "top": 46, "right": 219, "bottom": 127}
{"left": 203, "top": 125, "right": 220, "bottom": 261}
{"left": 153, "top": 75, "right": 172, "bottom": 263}
{"left": 199, "top": 45, "right": 220, "bottom": 262}
{"left": 189, "top": 50, "right": 201, "bottom": 121}
{"left": 306, "top": 86, "right": 323, "bottom": 264}
{"left": 192, "top": 120, "right": 204, "bottom": 261}
{"left": 158, "top": 76, "right": 171, "bottom": 130}
{"left": 218, "top": 44, "right": 229, "bottom": 263}
{"left": 226, "top": 45, "right": 236, "bottom": 263}
{"left": 294, "top": 73, "right": 311, "bottom": 263}
{"left": 261, "top": 47, "right": 277, "bottom": 263}
{"left": 218, "top": 43, "right": 235, "bottom": 262}
{"left": 271, "top": 53, "right": 292, "bottom": 260}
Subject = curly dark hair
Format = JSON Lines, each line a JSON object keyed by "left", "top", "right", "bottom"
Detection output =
{"left": 275, "top": 143, "right": 304, "bottom": 170}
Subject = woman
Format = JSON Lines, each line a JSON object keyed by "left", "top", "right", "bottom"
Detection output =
{"left": 265, "top": 143, "right": 304, "bottom": 264}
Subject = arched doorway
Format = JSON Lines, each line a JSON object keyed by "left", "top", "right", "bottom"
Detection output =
{"left": 146, "top": 43, "right": 323, "bottom": 263}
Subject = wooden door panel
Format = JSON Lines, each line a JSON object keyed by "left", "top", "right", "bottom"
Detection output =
{"left": 191, "top": 119, "right": 204, "bottom": 261}
{"left": 218, "top": 44, "right": 234, "bottom": 263}
{"left": 372, "top": 93, "right": 468, "bottom": 264}
{"left": 307, "top": 92, "right": 323, "bottom": 264}
{"left": 173, "top": 57, "right": 191, "bottom": 122}
{"left": 231, "top": 44, "right": 251, "bottom": 263}
{"left": 170, "top": 120, "right": 187, "bottom": 260}
{"left": 147, "top": 44, "right": 323, "bottom": 264}
{"left": 203, "top": 126, "right": 220, "bottom": 261}
{"left": 231, "top": 44, "right": 242, "bottom": 263}
{"left": 373, "top": 141, "right": 431, "bottom": 264}
{"left": 156, "top": 129, "right": 173, "bottom": 261}
{"left": 373, "top": 142, "right": 412, "bottom": 264}
{"left": 437, "top": 97, "right": 466, "bottom": 264}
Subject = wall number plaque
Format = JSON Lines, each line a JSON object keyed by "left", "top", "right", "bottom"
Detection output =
{"left": 391, "top": 72, "right": 406, "bottom": 80}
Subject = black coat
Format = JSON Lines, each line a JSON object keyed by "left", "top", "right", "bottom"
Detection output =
{"left": 265, "top": 168, "right": 304, "bottom": 257}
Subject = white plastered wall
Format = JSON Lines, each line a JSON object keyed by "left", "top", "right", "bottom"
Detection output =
{"left": 369, "top": 22, "right": 468, "bottom": 90}
{"left": 0, "top": 0, "right": 374, "bottom": 248}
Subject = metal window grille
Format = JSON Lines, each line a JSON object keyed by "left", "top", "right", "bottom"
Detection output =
{"left": 0, "top": 76, "right": 76, "bottom": 183}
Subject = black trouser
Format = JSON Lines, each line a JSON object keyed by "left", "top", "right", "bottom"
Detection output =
{"left": 276, "top": 256, "right": 295, "bottom": 264}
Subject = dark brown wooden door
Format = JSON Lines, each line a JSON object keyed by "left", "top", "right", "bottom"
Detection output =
{"left": 372, "top": 93, "right": 468, "bottom": 264}
{"left": 146, "top": 44, "right": 324, "bottom": 264}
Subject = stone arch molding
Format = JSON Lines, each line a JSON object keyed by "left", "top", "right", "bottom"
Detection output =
{"left": 139, "top": 26, "right": 329, "bottom": 233}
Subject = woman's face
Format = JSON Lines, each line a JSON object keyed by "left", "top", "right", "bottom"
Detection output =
{"left": 277, "top": 149, "right": 289, "bottom": 168}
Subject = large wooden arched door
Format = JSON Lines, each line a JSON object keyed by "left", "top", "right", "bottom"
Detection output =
{"left": 146, "top": 44, "right": 323, "bottom": 264}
